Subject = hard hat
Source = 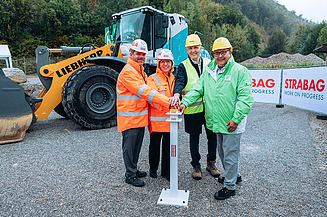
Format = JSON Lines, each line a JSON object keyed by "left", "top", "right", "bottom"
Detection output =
{"left": 157, "top": 49, "right": 174, "bottom": 60}
{"left": 212, "top": 37, "right": 233, "bottom": 52}
{"left": 185, "top": 34, "right": 202, "bottom": 47}
{"left": 130, "top": 39, "right": 148, "bottom": 54}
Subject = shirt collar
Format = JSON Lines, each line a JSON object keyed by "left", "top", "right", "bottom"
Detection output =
{"left": 190, "top": 57, "right": 202, "bottom": 65}
{"left": 214, "top": 65, "right": 225, "bottom": 74}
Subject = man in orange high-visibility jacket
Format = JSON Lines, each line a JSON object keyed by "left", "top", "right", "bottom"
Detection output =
{"left": 116, "top": 39, "right": 170, "bottom": 187}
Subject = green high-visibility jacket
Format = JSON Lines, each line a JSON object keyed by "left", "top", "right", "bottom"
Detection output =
{"left": 181, "top": 55, "right": 254, "bottom": 134}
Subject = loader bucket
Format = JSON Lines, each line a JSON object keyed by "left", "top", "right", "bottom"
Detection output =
{"left": 0, "top": 68, "right": 33, "bottom": 145}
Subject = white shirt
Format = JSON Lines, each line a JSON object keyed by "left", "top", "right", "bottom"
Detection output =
{"left": 211, "top": 65, "right": 225, "bottom": 81}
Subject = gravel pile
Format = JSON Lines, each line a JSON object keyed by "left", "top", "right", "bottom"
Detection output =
{"left": 241, "top": 52, "right": 325, "bottom": 65}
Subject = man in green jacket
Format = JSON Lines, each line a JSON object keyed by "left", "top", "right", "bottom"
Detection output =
{"left": 179, "top": 37, "right": 254, "bottom": 200}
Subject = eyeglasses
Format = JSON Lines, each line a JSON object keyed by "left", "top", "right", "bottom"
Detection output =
{"left": 214, "top": 49, "right": 230, "bottom": 57}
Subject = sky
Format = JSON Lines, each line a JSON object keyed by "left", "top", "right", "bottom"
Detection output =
{"left": 277, "top": 0, "right": 327, "bottom": 23}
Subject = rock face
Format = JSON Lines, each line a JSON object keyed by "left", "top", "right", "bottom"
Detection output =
{"left": 241, "top": 53, "right": 325, "bottom": 65}
{"left": 2, "top": 68, "right": 27, "bottom": 83}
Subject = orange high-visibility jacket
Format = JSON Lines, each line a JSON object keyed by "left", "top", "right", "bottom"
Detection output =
{"left": 116, "top": 58, "right": 170, "bottom": 132}
{"left": 147, "top": 67, "right": 175, "bottom": 134}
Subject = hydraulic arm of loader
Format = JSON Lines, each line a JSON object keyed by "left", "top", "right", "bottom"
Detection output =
{"left": 34, "top": 44, "right": 119, "bottom": 121}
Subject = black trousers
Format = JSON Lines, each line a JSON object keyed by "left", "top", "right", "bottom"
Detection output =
{"left": 149, "top": 132, "right": 170, "bottom": 177}
{"left": 189, "top": 126, "right": 217, "bottom": 167}
{"left": 122, "top": 127, "right": 145, "bottom": 178}
{"left": 184, "top": 111, "right": 217, "bottom": 167}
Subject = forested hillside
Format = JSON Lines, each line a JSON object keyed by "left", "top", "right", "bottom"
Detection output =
{"left": 0, "top": 0, "right": 326, "bottom": 62}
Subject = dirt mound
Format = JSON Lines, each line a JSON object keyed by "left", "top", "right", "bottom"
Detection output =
{"left": 241, "top": 52, "right": 325, "bottom": 65}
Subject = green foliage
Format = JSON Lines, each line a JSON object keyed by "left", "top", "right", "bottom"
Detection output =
{"left": 0, "top": 0, "right": 137, "bottom": 56}
{"left": 316, "top": 23, "right": 327, "bottom": 60}
{"left": 288, "top": 22, "right": 327, "bottom": 60}
{"left": 217, "top": 0, "right": 308, "bottom": 37}
{"left": 0, "top": 0, "right": 324, "bottom": 66}
{"left": 264, "top": 29, "right": 287, "bottom": 54}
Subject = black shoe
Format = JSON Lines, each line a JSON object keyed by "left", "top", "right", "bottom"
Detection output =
{"left": 218, "top": 176, "right": 242, "bottom": 184}
{"left": 125, "top": 177, "right": 145, "bottom": 187}
{"left": 136, "top": 170, "right": 147, "bottom": 178}
{"left": 214, "top": 187, "right": 236, "bottom": 200}
{"left": 150, "top": 170, "right": 157, "bottom": 178}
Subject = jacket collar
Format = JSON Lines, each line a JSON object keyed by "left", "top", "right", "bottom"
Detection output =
{"left": 205, "top": 55, "right": 235, "bottom": 78}
{"left": 127, "top": 57, "right": 143, "bottom": 73}
{"left": 156, "top": 67, "right": 173, "bottom": 80}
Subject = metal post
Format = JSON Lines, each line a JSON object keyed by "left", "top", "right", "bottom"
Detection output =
{"left": 276, "top": 68, "right": 284, "bottom": 108}
{"left": 157, "top": 110, "right": 189, "bottom": 207}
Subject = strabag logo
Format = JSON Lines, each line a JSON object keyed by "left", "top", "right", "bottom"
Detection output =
{"left": 284, "top": 79, "right": 325, "bottom": 92}
{"left": 284, "top": 79, "right": 325, "bottom": 101}
{"left": 55, "top": 50, "right": 103, "bottom": 78}
{"left": 252, "top": 78, "right": 275, "bottom": 94}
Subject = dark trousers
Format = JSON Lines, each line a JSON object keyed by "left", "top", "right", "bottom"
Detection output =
{"left": 149, "top": 132, "right": 170, "bottom": 177}
{"left": 122, "top": 127, "right": 145, "bottom": 178}
{"left": 190, "top": 126, "right": 217, "bottom": 167}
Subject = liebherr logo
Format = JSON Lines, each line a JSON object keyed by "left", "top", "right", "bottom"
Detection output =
{"left": 55, "top": 50, "right": 103, "bottom": 78}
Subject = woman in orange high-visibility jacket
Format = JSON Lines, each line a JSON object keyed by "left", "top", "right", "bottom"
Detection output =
{"left": 147, "top": 49, "right": 176, "bottom": 180}
{"left": 116, "top": 39, "right": 170, "bottom": 187}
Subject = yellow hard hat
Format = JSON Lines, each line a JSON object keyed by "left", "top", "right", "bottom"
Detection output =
{"left": 212, "top": 37, "right": 233, "bottom": 52}
{"left": 185, "top": 34, "right": 202, "bottom": 47}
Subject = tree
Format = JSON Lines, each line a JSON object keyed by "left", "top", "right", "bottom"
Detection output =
{"left": 288, "top": 24, "right": 312, "bottom": 54}
{"left": 264, "top": 29, "right": 287, "bottom": 54}
{"left": 246, "top": 25, "right": 261, "bottom": 56}
{"left": 316, "top": 23, "right": 327, "bottom": 60}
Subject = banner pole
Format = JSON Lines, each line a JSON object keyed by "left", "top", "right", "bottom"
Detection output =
{"left": 276, "top": 68, "right": 285, "bottom": 108}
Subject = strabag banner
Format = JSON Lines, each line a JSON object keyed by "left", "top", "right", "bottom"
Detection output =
{"left": 249, "top": 69, "right": 281, "bottom": 104}
{"left": 282, "top": 67, "right": 327, "bottom": 114}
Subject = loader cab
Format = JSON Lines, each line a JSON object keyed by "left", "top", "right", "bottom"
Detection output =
{"left": 106, "top": 6, "right": 189, "bottom": 72}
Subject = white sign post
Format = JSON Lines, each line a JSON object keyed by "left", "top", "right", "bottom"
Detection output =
{"left": 157, "top": 110, "right": 189, "bottom": 207}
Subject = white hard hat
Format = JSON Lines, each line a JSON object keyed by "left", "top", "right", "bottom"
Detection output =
{"left": 157, "top": 49, "right": 174, "bottom": 60}
{"left": 130, "top": 39, "right": 148, "bottom": 54}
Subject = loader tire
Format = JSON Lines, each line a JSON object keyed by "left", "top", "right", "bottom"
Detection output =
{"left": 54, "top": 103, "right": 68, "bottom": 118}
{"left": 62, "top": 65, "right": 118, "bottom": 129}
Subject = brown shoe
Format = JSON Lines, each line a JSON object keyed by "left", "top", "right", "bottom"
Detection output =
{"left": 192, "top": 164, "right": 202, "bottom": 180}
{"left": 206, "top": 161, "right": 220, "bottom": 178}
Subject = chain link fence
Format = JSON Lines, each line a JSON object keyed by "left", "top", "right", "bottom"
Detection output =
{"left": 0, "top": 56, "right": 66, "bottom": 75}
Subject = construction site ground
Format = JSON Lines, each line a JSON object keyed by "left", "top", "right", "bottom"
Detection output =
{"left": 0, "top": 103, "right": 326, "bottom": 216}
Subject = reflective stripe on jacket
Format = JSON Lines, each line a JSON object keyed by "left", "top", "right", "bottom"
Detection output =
{"left": 147, "top": 67, "right": 175, "bottom": 133}
{"left": 181, "top": 55, "right": 254, "bottom": 134}
{"left": 182, "top": 58, "right": 210, "bottom": 114}
{"left": 116, "top": 58, "right": 170, "bottom": 132}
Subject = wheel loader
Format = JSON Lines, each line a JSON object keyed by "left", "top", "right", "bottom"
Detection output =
{"left": 0, "top": 6, "right": 209, "bottom": 144}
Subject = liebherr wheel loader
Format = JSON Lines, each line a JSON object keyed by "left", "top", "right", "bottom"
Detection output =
{"left": 0, "top": 6, "right": 210, "bottom": 144}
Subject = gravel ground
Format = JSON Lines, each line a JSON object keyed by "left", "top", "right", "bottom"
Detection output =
{"left": 0, "top": 103, "right": 326, "bottom": 216}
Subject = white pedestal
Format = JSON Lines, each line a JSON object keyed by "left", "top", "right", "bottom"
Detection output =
{"left": 157, "top": 110, "right": 189, "bottom": 207}
{"left": 157, "top": 188, "right": 189, "bottom": 207}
